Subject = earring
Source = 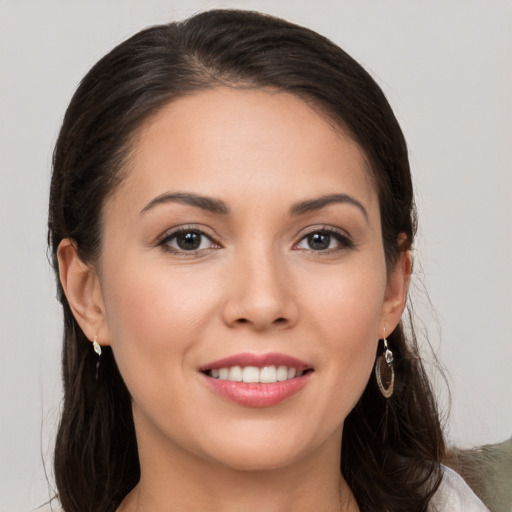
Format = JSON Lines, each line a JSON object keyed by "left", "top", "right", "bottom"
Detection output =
{"left": 375, "top": 336, "right": 394, "bottom": 398}
{"left": 92, "top": 335, "right": 101, "bottom": 379}
{"left": 93, "top": 336, "right": 102, "bottom": 356}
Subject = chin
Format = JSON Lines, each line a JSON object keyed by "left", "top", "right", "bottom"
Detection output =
{"left": 205, "top": 443, "right": 308, "bottom": 472}
{"left": 194, "top": 419, "right": 339, "bottom": 472}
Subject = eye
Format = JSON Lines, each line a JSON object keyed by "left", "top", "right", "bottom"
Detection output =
{"left": 295, "top": 229, "right": 352, "bottom": 252}
{"left": 160, "top": 228, "right": 218, "bottom": 253}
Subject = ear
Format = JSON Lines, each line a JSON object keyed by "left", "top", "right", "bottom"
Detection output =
{"left": 380, "top": 234, "right": 412, "bottom": 336}
{"left": 57, "top": 238, "right": 110, "bottom": 345}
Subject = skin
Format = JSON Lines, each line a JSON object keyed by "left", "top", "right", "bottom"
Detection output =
{"left": 58, "top": 88, "right": 411, "bottom": 512}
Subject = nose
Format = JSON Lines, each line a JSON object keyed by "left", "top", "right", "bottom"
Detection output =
{"left": 221, "top": 244, "right": 299, "bottom": 331}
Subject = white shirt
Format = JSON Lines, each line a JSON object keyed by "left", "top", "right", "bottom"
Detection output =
{"left": 428, "top": 465, "right": 490, "bottom": 511}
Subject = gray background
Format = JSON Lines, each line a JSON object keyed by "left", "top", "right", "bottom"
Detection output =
{"left": 0, "top": 1, "right": 511, "bottom": 510}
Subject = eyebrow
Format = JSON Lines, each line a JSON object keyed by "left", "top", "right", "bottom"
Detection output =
{"left": 140, "top": 191, "right": 368, "bottom": 222}
{"left": 140, "top": 192, "right": 230, "bottom": 216}
{"left": 290, "top": 193, "right": 368, "bottom": 222}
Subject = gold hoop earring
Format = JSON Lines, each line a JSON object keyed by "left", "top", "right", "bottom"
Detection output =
{"left": 93, "top": 335, "right": 101, "bottom": 379}
{"left": 375, "top": 337, "right": 394, "bottom": 398}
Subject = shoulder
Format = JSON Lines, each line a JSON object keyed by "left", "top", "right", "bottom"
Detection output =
{"left": 428, "top": 465, "right": 490, "bottom": 512}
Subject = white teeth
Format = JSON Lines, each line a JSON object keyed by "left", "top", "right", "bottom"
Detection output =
{"left": 209, "top": 365, "right": 306, "bottom": 383}
{"left": 242, "top": 366, "right": 260, "bottom": 383}
{"left": 260, "top": 366, "right": 277, "bottom": 383}
{"left": 276, "top": 365, "right": 288, "bottom": 381}
{"left": 228, "top": 366, "right": 243, "bottom": 382}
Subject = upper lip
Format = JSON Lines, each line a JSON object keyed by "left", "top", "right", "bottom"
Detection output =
{"left": 200, "top": 352, "right": 312, "bottom": 372}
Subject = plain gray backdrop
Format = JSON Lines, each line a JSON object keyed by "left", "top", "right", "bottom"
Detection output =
{"left": 0, "top": 1, "right": 511, "bottom": 510}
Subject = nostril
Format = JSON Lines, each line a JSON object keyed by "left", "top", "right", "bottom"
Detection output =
{"left": 274, "top": 317, "right": 287, "bottom": 324}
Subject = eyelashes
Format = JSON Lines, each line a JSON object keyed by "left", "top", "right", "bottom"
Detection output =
{"left": 294, "top": 228, "right": 354, "bottom": 252}
{"left": 158, "top": 225, "right": 354, "bottom": 255}
{"left": 158, "top": 227, "right": 219, "bottom": 253}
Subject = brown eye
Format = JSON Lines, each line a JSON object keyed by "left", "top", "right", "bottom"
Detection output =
{"left": 176, "top": 231, "right": 203, "bottom": 251}
{"left": 161, "top": 229, "right": 216, "bottom": 252}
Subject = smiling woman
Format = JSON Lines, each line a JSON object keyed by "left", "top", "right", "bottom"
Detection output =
{"left": 47, "top": 9, "right": 488, "bottom": 512}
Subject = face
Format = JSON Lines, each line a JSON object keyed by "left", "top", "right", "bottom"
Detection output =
{"left": 82, "top": 89, "right": 407, "bottom": 471}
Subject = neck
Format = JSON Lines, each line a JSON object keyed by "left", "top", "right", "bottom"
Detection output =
{"left": 118, "top": 421, "right": 359, "bottom": 512}
{"left": 123, "top": 465, "right": 358, "bottom": 512}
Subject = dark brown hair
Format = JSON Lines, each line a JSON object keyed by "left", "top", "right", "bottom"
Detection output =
{"left": 48, "top": 9, "right": 445, "bottom": 512}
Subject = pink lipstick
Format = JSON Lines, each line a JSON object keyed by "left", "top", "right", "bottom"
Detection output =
{"left": 200, "top": 352, "right": 313, "bottom": 408}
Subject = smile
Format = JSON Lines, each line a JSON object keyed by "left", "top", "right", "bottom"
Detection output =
{"left": 200, "top": 353, "right": 314, "bottom": 407}
{"left": 206, "top": 365, "right": 305, "bottom": 383}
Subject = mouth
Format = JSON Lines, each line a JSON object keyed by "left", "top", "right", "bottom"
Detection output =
{"left": 199, "top": 353, "right": 314, "bottom": 407}
{"left": 203, "top": 365, "right": 313, "bottom": 383}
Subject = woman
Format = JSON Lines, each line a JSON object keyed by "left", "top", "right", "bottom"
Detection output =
{"left": 47, "top": 9, "right": 488, "bottom": 512}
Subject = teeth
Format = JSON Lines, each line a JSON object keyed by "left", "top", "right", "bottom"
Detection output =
{"left": 209, "top": 365, "right": 306, "bottom": 383}
{"left": 260, "top": 366, "right": 277, "bottom": 383}
{"left": 228, "top": 366, "right": 243, "bottom": 382}
{"left": 276, "top": 365, "right": 288, "bottom": 381}
{"left": 242, "top": 366, "right": 260, "bottom": 383}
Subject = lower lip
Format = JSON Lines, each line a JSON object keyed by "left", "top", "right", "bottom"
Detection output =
{"left": 202, "top": 373, "right": 312, "bottom": 408}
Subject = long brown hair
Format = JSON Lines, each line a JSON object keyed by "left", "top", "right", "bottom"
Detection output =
{"left": 48, "top": 9, "right": 445, "bottom": 511}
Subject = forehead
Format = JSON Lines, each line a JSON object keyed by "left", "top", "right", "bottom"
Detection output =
{"left": 110, "top": 88, "right": 378, "bottom": 218}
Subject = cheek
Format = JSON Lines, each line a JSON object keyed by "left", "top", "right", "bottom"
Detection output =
{"left": 103, "top": 260, "right": 216, "bottom": 337}
{"left": 305, "top": 263, "right": 386, "bottom": 412}
{"left": 308, "top": 259, "right": 386, "bottom": 338}
{"left": 100, "top": 261, "right": 219, "bottom": 393}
